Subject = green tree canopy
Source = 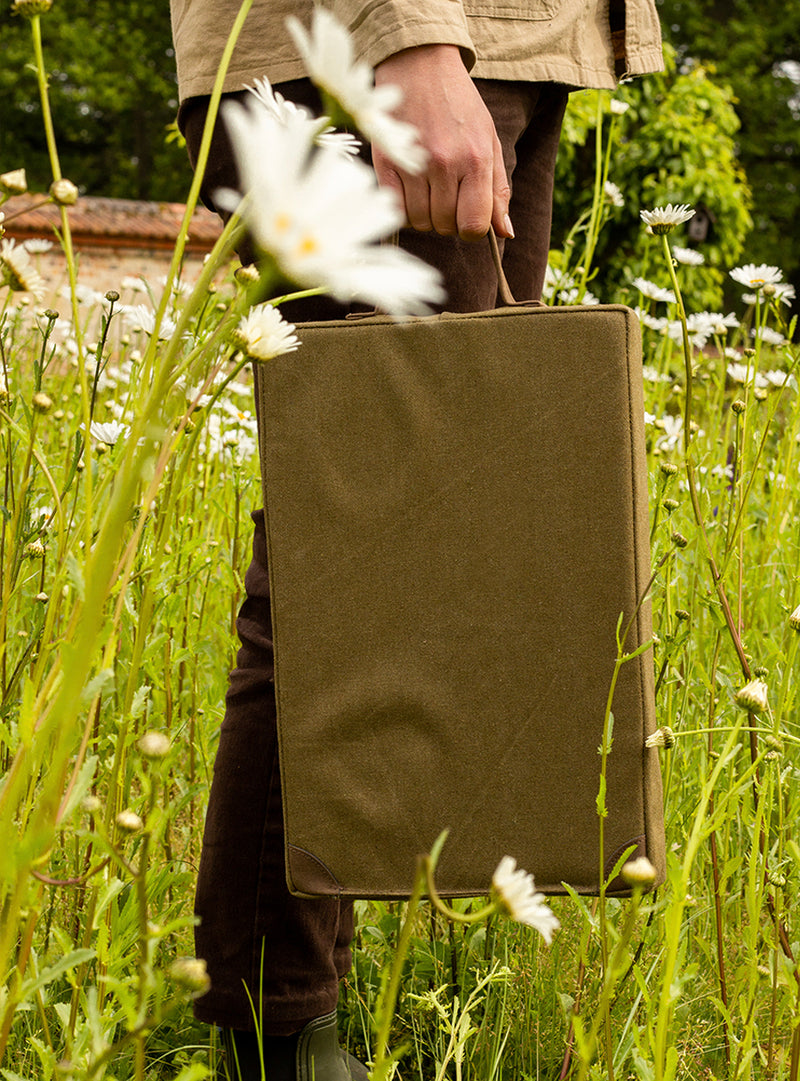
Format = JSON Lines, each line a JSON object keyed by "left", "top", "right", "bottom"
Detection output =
{"left": 0, "top": 0, "right": 192, "bottom": 200}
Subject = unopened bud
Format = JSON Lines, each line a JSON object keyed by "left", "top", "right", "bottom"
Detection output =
{"left": 789, "top": 604, "right": 800, "bottom": 631}
{"left": 138, "top": 731, "right": 171, "bottom": 759}
{"left": 621, "top": 856, "right": 656, "bottom": 889}
{"left": 671, "top": 531, "right": 688, "bottom": 549}
{"left": 32, "top": 391, "right": 53, "bottom": 413}
{"left": 235, "top": 263, "right": 261, "bottom": 286}
{"left": 169, "top": 957, "right": 211, "bottom": 995}
{"left": 116, "top": 809, "right": 144, "bottom": 833}
{"left": 49, "top": 178, "right": 79, "bottom": 206}
{"left": 659, "top": 461, "right": 678, "bottom": 477}
{"left": 645, "top": 726, "right": 675, "bottom": 749}
{"left": 731, "top": 399, "right": 746, "bottom": 415}
{"left": 0, "top": 168, "right": 28, "bottom": 195}
{"left": 662, "top": 498, "right": 679, "bottom": 513}
{"left": 734, "top": 678, "right": 769, "bottom": 715}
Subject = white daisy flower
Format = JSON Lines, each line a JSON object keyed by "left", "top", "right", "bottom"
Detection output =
{"left": 642, "top": 364, "right": 671, "bottom": 383}
{"left": 639, "top": 204, "right": 695, "bottom": 234}
{"left": 286, "top": 8, "right": 427, "bottom": 175}
{"left": 126, "top": 304, "right": 176, "bottom": 340}
{"left": 90, "top": 420, "right": 129, "bottom": 446}
{"left": 217, "top": 99, "right": 443, "bottom": 316}
{"left": 753, "top": 326, "right": 787, "bottom": 347}
{"left": 729, "top": 263, "right": 783, "bottom": 289}
{"left": 671, "top": 245, "right": 704, "bottom": 266}
{"left": 604, "top": 181, "right": 624, "bottom": 208}
{"left": 248, "top": 76, "right": 360, "bottom": 158}
{"left": 0, "top": 239, "right": 44, "bottom": 299}
{"left": 121, "top": 275, "right": 148, "bottom": 293}
{"left": 726, "top": 362, "right": 769, "bottom": 388}
{"left": 763, "top": 369, "right": 797, "bottom": 392}
{"left": 491, "top": 857, "right": 560, "bottom": 944}
{"left": 632, "top": 276, "right": 676, "bottom": 304}
{"left": 772, "top": 282, "right": 796, "bottom": 306}
{"left": 231, "top": 303, "right": 300, "bottom": 362}
{"left": 655, "top": 413, "right": 684, "bottom": 451}
{"left": 609, "top": 99, "right": 630, "bottom": 115}
{"left": 23, "top": 238, "right": 54, "bottom": 255}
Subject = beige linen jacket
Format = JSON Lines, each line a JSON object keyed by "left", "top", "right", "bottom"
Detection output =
{"left": 171, "top": 0, "right": 663, "bottom": 103}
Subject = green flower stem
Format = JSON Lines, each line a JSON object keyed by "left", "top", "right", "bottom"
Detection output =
{"left": 371, "top": 859, "right": 427, "bottom": 1081}
{"left": 423, "top": 858, "right": 498, "bottom": 926}
{"left": 660, "top": 234, "right": 752, "bottom": 681}
{"left": 148, "top": 0, "right": 255, "bottom": 360}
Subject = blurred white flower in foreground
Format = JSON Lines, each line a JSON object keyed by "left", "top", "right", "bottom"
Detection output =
{"left": 23, "top": 238, "right": 54, "bottom": 255}
{"left": 639, "top": 204, "right": 695, "bottom": 234}
{"left": 248, "top": 76, "right": 360, "bottom": 158}
{"left": 232, "top": 303, "right": 300, "bottom": 362}
{"left": 217, "top": 99, "right": 443, "bottom": 316}
{"left": 492, "top": 857, "right": 559, "bottom": 943}
{"left": 286, "top": 7, "right": 427, "bottom": 175}
{"left": 604, "top": 180, "right": 624, "bottom": 208}
{"left": 729, "top": 263, "right": 783, "bottom": 289}
{"left": 0, "top": 239, "right": 44, "bottom": 300}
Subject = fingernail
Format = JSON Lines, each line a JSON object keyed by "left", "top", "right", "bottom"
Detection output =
{"left": 503, "top": 213, "right": 515, "bottom": 238}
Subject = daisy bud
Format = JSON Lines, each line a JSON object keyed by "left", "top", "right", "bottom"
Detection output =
{"left": 138, "top": 730, "right": 171, "bottom": 759}
{"left": 105, "top": 290, "right": 120, "bottom": 303}
{"left": 34, "top": 591, "right": 49, "bottom": 603}
{"left": 671, "top": 531, "right": 688, "bottom": 549}
{"left": 621, "top": 856, "right": 656, "bottom": 889}
{"left": 659, "top": 461, "right": 678, "bottom": 477}
{"left": 731, "top": 399, "right": 746, "bottom": 415}
{"left": 234, "top": 263, "right": 261, "bottom": 286}
{"left": 645, "top": 726, "right": 675, "bottom": 749}
{"left": 49, "top": 178, "right": 79, "bottom": 206}
{"left": 11, "top": 0, "right": 53, "bottom": 14}
{"left": 32, "top": 391, "right": 53, "bottom": 413}
{"left": 24, "top": 540, "right": 46, "bottom": 558}
{"left": 169, "top": 957, "right": 211, "bottom": 995}
{"left": 789, "top": 605, "right": 800, "bottom": 631}
{"left": 0, "top": 168, "right": 28, "bottom": 196}
{"left": 662, "top": 498, "right": 679, "bottom": 513}
{"left": 762, "top": 283, "right": 776, "bottom": 298}
{"left": 768, "top": 870, "right": 787, "bottom": 888}
{"left": 675, "top": 609, "right": 690, "bottom": 622}
{"left": 81, "top": 795, "right": 102, "bottom": 815}
{"left": 116, "top": 809, "right": 144, "bottom": 833}
{"left": 734, "top": 678, "right": 769, "bottom": 715}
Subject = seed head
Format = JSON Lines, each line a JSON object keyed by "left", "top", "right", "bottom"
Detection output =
{"left": 734, "top": 678, "right": 769, "bottom": 715}
{"left": 49, "top": 178, "right": 79, "bottom": 206}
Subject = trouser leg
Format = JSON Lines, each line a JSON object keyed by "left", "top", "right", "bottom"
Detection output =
{"left": 186, "top": 76, "right": 567, "bottom": 1034}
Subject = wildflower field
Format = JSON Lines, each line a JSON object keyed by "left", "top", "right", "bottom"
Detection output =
{"left": 2, "top": 2, "right": 800, "bottom": 1080}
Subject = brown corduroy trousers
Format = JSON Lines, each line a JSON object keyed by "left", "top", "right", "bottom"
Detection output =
{"left": 183, "top": 77, "right": 568, "bottom": 1035}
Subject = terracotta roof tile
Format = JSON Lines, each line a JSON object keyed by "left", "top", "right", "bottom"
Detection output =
{"left": 3, "top": 194, "right": 223, "bottom": 251}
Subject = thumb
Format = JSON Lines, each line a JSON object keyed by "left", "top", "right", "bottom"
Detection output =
{"left": 490, "top": 136, "right": 513, "bottom": 239}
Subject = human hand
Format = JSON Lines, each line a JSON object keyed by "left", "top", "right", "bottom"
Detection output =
{"left": 372, "top": 44, "right": 513, "bottom": 242}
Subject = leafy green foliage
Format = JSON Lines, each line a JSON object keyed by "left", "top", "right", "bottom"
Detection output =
{"left": 0, "top": 1, "right": 192, "bottom": 200}
{"left": 553, "top": 46, "right": 753, "bottom": 311}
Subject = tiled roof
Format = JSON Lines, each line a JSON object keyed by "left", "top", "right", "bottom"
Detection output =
{"left": 2, "top": 195, "right": 223, "bottom": 251}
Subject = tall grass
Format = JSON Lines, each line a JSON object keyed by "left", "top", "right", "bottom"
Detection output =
{"left": 2, "top": 3, "right": 800, "bottom": 1079}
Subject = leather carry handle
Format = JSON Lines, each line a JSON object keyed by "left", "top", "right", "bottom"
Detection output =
{"left": 487, "top": 226, "right": 544, "bottom": 308}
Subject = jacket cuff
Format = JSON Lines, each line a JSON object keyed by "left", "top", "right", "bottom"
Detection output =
{"left": 327, "top": 0, "right": 477, "bottom": 71}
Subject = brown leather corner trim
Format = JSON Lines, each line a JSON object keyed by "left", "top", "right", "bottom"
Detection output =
{"left": 287, "top": 845, "right": 342, "bottom": 897}
{"left": 604, "top": 835, "right": 646, "bottom": 895}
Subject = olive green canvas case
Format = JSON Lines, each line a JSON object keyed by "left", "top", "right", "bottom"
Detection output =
{"left": 254, "top": 303, "right": 666, "bottom": 899}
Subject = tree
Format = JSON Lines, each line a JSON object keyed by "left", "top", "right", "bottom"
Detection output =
{"left": 656, "top": 0, "right": 800, "bottom": 310}
{"left": 0, "top": 0, "right": 192, "bottom": 201}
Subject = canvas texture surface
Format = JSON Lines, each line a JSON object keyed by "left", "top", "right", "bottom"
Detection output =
{"left": 254, "top": 304, "right": 666, "bottom": 899}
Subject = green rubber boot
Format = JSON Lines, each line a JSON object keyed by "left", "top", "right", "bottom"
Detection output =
{"left": 219, "top": 1011, "right": 369, "bottom": 1081}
